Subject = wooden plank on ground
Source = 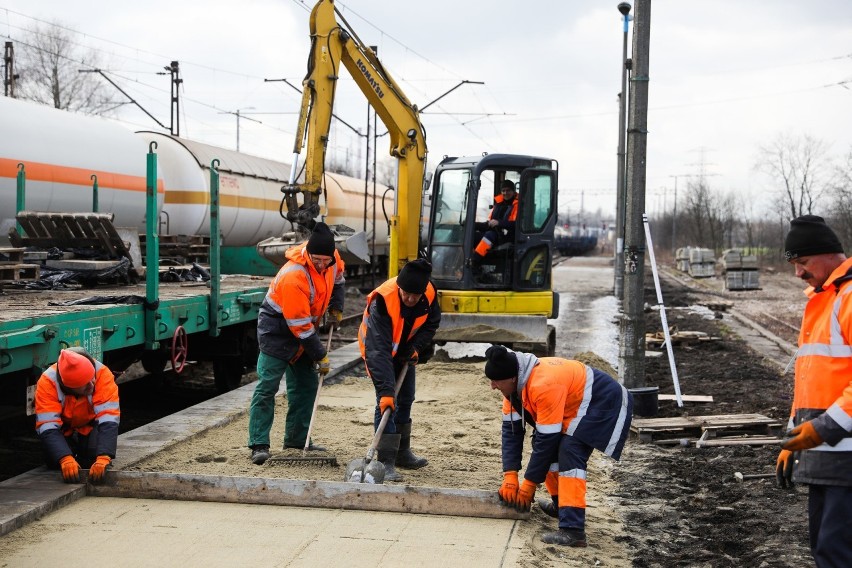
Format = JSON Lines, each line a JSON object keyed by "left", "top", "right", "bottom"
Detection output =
{"left": 658, "top": 394, "right": 713, "bottom": 402}
{"left": 86, "top": 470, "right": 529, "bottom": 520}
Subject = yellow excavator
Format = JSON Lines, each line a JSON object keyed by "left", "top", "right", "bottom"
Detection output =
{"left": 279, "top": 0, "right": 559, "bottom": 354}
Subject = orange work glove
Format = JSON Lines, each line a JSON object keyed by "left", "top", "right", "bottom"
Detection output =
{"left": 379, "top": 396, "right": 395, "bottom": 415}
{"left": 782, "top": 421, "right": 823, "bottom": 452}
{"left": 498, "top": 471, "right": 519, "bottom": 505}
{"left": 328, "top": 308, "right": 343, "bottom": 331}
{"left": 516, "top": 479, "right": 538, "bottom": 512}
{"left": 89, "top": 455, "right": 112, "bottom": 484}
{"left": 776, "top": 449, "right": 795, "bottom": 489}
{"left": 407, "top": 350, "right": 419, "bottom": 366}
{"left": 59, "top": 455, "right": 80, "bottom": 483}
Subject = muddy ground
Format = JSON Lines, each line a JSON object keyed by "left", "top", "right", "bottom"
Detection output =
{"left": 123, "top": 260, "right": 815, "bottom": 567}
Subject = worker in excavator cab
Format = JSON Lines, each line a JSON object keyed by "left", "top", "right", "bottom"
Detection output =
{"left": 34, "top": 347, "right": 120, "bottom": 484}
{"left": 484, "top": 345, "right": 633, "bottom": 548}
{"left": 358, "top": 258, "right": 441, "bottom": 482}
{"left": 473, "top": 179, "right": 518, "bottom": 278}
{"left": 776, "top": 214, "right": 852, "bottom": 567}
{"left": 248, "top": 222, "right": 345, "bottom": 465}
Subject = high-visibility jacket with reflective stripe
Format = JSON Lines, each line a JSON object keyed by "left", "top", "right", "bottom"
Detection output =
{"left": 791, "top": 257, "right": 852, "bottom": 486}
{"left": 34, "top": 360, "right": 120, "bottom": 462}
{"left": 501, "top": 354, "right": 632, "bottom": 483}
{"left": 257, "top": 242, "right": 345, "bottom": 363}
{"left": 358, "top": 277, "right": 440, "bottom": 397}
{"left": 488, "top": 194, "right": 518, "bottom": 227}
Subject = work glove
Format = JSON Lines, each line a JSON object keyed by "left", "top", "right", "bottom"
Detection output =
{"left": 516, "top": 479, "right": 538, "bottom": 512}
{"left": 328, "top": 308, "right": 343, "bottom": 331}
{"left": 776, "top": 449, "right": 795, "bottom": 489}
{"left": 59, "top": 455, "right": 80, "bottom": 483}
{"left": 498, "top": 471, "right": 519, "bottom": 505}
{"left": 406, "top": 350, "right": 419, "bottom": 366}
{"left": 379, "top": 395, "right": 395, "bottom": 415}
{"left": 782, "top": 421, "right": 823, "bottom": 452}
{"left": 89, "top": 455, "right": 112, "bottom": 484}
{"left": 317, "top": 356, "right": 331, "bottom": 375}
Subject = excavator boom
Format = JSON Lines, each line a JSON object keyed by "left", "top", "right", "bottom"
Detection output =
{"left": 284, "top": 0, "right": 427, "bottom": 276}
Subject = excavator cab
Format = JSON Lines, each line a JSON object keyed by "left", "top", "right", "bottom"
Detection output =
{"left": 425, "top": 153, "right": 559, "bottom": 356}
{"left": 427, "top": 153, "right": 558, "bottom": 292}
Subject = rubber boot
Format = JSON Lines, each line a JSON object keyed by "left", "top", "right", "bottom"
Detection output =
{"left": 376, "top": 433, "right": 403, "bottom": 482}
{"left": 396, "top": 422, "right": 428, "bottom": 469}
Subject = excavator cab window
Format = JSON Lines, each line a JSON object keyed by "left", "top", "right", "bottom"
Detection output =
{"left": 429, "top": 168, "right": 471, "bottom": 282}
{"left": 513, "top": 168, "right": 557, "bottom": 290}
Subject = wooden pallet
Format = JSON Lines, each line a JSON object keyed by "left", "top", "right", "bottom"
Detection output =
{"left": 0, "top": 247, "right": 25, "bottom": 264}
{"left": 9, "top": 211, "right": 131, "bottom": 261}
{"left": 646, "top": 329, "right": 721, "bottom": 347}
{"left": 631, "top": 413, "right": 784, "bottom": 444}
{"left": 0, "top": 263, "right": 40, "bottom": 282}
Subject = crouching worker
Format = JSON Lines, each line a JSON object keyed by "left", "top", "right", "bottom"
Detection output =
{"left": 484, "top": 345, "right": 632, "bottom": 547}
{"left": 34, "top": 347, "right": 120, "bottom": 484}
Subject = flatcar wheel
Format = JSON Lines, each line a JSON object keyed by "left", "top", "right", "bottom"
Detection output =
{"left": 171, "top": 326, "right": 188, "bottom": 374}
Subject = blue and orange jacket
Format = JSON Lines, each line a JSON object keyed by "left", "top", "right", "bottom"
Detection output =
{"left": 358, "top": 277, "right": 440, "bottom": 397}
{"left": 489, "top": 193, "right": 518, "bottom": 233}
{"left": 257, "top": 242, "right": 345, "bottom": 363}
{"left": 34, "top": 357, "right": 120, "bottom": 464}
{"left": 500, "top": 353, "right": 632, "bottom": 483}
{"left": 790, "top": 256, "right": 852, "bottom": 486}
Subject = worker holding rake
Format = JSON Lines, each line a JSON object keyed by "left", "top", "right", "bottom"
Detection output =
{"left": 484, "top": 345, "right": 632, "bottom": 547}
{"left": 248, "top": 223, "right": 345, "bottom": 465}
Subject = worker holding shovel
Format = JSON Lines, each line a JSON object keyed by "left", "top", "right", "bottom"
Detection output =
{"left": 248, "top": 223, "right": 345, "bottom": 465}
{"left": 484, "top": 345, "right": 633, "bottom": 548}
{"left": 358, "top": 258, "right": 441, "bottom": 482}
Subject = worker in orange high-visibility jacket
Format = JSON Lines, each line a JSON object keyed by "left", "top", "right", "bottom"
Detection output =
{"left": 473, "top": 179, "right": 518, "bottom": 260}
{"left": 484, "top": 345, "right": 632, "bottom": 548}
{"left": 776, "top": 215, "right": 852, "bottom": 567}
{"left": 358, "top": 258, "right": 441, "bottom": 482}
{"left": 34, "top": 347, "right": 120, "bottom": 484}
{"left": 248, "top": 222, "right": 345, "bottom": 465}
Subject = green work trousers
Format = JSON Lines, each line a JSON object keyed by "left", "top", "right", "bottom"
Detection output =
{"left": 248, "top": 351, "right": 319, "bottom": 448}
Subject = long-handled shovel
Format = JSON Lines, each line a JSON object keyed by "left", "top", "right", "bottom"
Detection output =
{"left": 269, "top": 327, "right": 338, "bottom": 467}
{"left": 344, "top": 362, "right": 408, "bottom": 484}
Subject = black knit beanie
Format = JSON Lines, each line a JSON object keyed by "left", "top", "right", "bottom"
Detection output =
{"left": 306, "top": 222, "right": 336, "bottom": 256}
{"left": 484, "top": 345, "right": 518, "bottom": 381}
{"left": 784, "top": 215, "right": 843, "bottom": 261}
{"left": 397, "top": 258, "right": 432, "bottom": 294}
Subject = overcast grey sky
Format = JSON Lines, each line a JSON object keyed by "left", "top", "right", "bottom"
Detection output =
{"left": 2, "top": 1, "right": 851, "bottom": 220}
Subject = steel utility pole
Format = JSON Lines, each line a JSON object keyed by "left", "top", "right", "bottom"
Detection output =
{"left": 619, "top": 0, "right": 651, "bottom": 388}
{"left": 4, "top": 41, "right": 18, "bottom": 97}
{"left": 613, "top": 2, "right": 632, "bottom": 301}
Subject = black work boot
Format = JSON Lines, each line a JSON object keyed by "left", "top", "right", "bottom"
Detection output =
{"left": 541, "top": 528, "right": 587, "bottom": 548}
{"left": 376, "top": 433, "right": 403, "bottom": 482}
{"left": 395, "top": 422, "right": 428, "bottom": 469}
{"left": 250, "top": 445, "right": 270, "bottom": 465}
{"left": 537, "top": 496, "right": 558, "bottom": 519}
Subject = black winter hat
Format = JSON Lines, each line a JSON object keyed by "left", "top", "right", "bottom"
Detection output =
{"left": 306, "top": 222, "right": 336, "bottom": 256}
{"left": 484, "top": 345, "right": 518, "bottom": 381}
{"left": 397, "top": 258, "right": 432, "bottom": 294}
{"left": 784, "top": 215, "right": 843, "bottom": 261}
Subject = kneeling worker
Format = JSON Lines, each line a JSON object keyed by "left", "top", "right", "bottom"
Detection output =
{"left": 34, "top": 347, "right": 120, "bottom": 484}
{"left": 484, "top": 345, "right": 632, "bottom": 547}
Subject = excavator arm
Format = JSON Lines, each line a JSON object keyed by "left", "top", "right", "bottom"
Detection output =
{"left": 284, "top": 0, "right": 427, "bottom": 276}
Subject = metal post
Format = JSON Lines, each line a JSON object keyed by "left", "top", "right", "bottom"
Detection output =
{"left": 15, "top": 163, "right": 25, "bottom": 235}
{"left": 619, "top": 0, "right": 651, "bottom": 388}
{"left": 209, "top": 159, "right": 221, "bottom": 338}
{"left": 613, "top": 2, "right": 632, "bottom": 300}
{"left": 145, "top": 142, "right": 161, "bottom": 350}
{"left": 91, "top": 174, "right": 99, "bottom": 213}
{"left": 236, "top": 110, "right": 241, "bottom": 152}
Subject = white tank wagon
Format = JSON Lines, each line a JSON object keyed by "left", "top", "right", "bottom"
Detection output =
{"left": 0, "top": 96, "right": 163, "bottom": 237}
{"left": 0, "top": 97, "right": 391, "bottom": 274}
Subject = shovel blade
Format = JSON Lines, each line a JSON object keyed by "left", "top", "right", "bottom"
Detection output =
{"left": 344, "top": 458, "right": 385, "bottom": 484}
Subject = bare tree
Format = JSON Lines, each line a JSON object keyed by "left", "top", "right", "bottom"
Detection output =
{"left": 15, "top": 20, "right": 116, "bottom": 115}
{"left": 682, "top": 177, "right": 726, "bottom": 252}
{"left": 756, "top": 133, "right": 833, "bottom": 219}
{"left": 828, "top": 148, "right": 852, "bottom": 248}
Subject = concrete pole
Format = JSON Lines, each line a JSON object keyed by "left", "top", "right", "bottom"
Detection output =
{"left": 613, "top": 3, "right": 632, "bottom": 300}
{"left": 619, "top": 0, "right": 651, "bottom": 388}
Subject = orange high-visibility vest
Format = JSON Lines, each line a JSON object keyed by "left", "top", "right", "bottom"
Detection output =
{"left": 358, "top": 277, "right": 437, "bottom": 359}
